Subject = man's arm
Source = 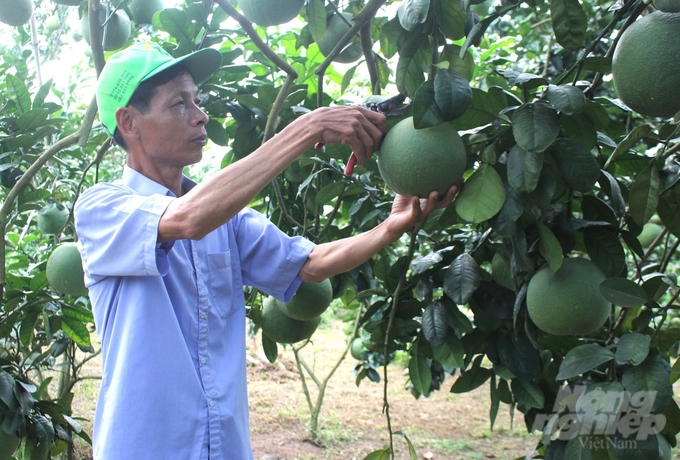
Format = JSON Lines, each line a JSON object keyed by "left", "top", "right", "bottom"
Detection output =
{"left": 299, "top": 186, "right": 459, "bottom": 282}
{"left": 158, "top": 106, "right": 387, "bottom": 242}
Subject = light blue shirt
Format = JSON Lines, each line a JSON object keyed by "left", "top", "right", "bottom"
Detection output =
{"left": 74, "top": 166, "right": 314, "bottom": 460}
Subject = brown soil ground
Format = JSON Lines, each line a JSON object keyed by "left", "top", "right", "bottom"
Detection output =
{"left": 69, "top": 317, "right": 544, "bottom": 460}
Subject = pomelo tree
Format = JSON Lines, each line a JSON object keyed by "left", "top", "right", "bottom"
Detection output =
{"left": 0, "top": 0, "right": 679, "bottom": 459}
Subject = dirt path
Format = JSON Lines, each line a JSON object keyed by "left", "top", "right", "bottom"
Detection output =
{"left": 247, "top": 319, "right": 541, "bottom": 460}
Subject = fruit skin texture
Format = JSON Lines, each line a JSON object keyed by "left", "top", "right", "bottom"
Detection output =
{"left": 81, "top": 7, "right": 131, "bottom": 51}
{"left": 526, "top": 258, "right": 610, "bottom": 336}
{"left": 317, "top": 13, "right": 363, "bottom": 64}
{"left": 128, "top": 0, "right": 164, "bottom": 25}
{"left": 260, "top": 297, "right": 320, "bottom": 344}
{"left": 37, "top": 202, "right": 69, "bottom": 234}
{"left": 350, "top": 338, "right": 366, "bottom": 360}
{"left": 277, "top": 278, "right": 333, "bottom": 320}
{"left": 378, "top": 117, "right": 467, "bottom": 198}
{"left": 611, "top": 12, "right": 680, "bottom": 118}
{"left": 238, "top": 0, "right": 304, "bottom": 26}
{"left": 47, "top": 242, "right": 88, "bottom": 296}
{"left": 0, "top": 0, "right": 33, "bottom": 26}
{"left": 638, "top": 222, "right": 663, "bottom": 248}
{"left": 653, "top": 0, "right": 680, "bottom": 12}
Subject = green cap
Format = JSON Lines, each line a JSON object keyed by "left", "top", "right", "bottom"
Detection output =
{"left": 96, "top": 41, "right": 222, "bottom": 136}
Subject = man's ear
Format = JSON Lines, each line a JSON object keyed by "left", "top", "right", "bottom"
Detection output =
{"left": 115, "top": 107, "right": 136, "bottom": 139}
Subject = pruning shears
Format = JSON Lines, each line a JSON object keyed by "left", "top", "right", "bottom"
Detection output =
{"left": 314, "top": 92, "right": 412, "bottom": 176}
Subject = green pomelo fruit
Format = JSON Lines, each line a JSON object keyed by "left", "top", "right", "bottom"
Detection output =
{"left": 0, "top": 0, "right": 33, "bottom": 26}
{"left": 81, "top": 7, "right": 131, "bottom": 51}
{"left": 350, "top": 337, "right": 366, "bottom": 360}
{"left": 238, "top": 0, "right": 304, "bottom": 26}
{"left": 377, "top": 117, "right": 467, "bottom": 198}
{"left": 37, "top": 202, "right": 69, "bottom": 234}
{"left": 278, "top": 278, "right": 333, "bottom": 320}
{"left": 53, "top": 0, "right": 83, "bottom": 5}
{"left": 612, "top": 12, "right": 680, "bottom": 118}
{"left": 653, "top": 0, "right": 680, "bottom": 12}
{"left": 526, "top": 258, "right": 610, "bottom": 336}
{"left": 260, "top": 297, "right": 320, "bottom": 344}
{"left": 638, "top": 222, "right": 663, "bottom": 248}
{"left": 0, "top": 428, "right": 20, "bottom": 460}
{"left": 129, "top": 0, "right": 164, "bottom": 25}
{"left": 46, "top": 16, "right": 61, "bottom": 32}
{"left": 317, "top": 13, "right": 363, "bottom": 64}
{"left": 47, "top": 242, "right": 88, "bottom": 296}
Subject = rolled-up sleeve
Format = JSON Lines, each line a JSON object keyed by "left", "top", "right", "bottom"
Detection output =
{"left": 74, "top": 183, "right": 175, "bottom": 285}
{"left": 234, "top": 208, "right": 314, "bottom": 302}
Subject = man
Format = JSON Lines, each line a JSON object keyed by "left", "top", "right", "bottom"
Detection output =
{"left": 74, "top": 41, "right": 457, "bottom": 459}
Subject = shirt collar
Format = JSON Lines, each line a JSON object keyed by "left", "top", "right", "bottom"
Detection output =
{"left": 122, "top": 165, "right": 197, "bottom": 198}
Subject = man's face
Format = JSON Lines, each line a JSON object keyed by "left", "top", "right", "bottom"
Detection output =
{"left": 132, "top": 70, "right": 209, "bottom": 168}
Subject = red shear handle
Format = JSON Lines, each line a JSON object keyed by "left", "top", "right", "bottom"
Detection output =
{"left": 314, "top": 142, "right": 357, "bottom": 176}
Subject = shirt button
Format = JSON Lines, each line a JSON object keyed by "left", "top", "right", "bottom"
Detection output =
{"left": 200, "top": 312, "right": 206, "bottom": 319}
{"left": 200, "top": 357, "right": 207, "bottom": 365}
{"left": 209, "top": 400, "right": 215, "bottom": 407}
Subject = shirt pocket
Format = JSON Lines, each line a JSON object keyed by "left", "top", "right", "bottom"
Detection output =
{"left": 207, "top": 251, "right": 235, "bottom": 318}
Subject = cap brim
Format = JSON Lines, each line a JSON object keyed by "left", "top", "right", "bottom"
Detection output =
{"left": 143, "top": 48, "right": 222, "bottom": 86}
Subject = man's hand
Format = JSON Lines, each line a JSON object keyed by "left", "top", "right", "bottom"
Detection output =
{"left": 384, "top": 184, "right": 461, "bottom": 239}
{"left": 303, "top": 106, "right": 388, "bottom": 166}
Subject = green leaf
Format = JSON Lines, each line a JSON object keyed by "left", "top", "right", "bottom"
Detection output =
{"left": 362, "top": 447, "right": 392, "bottom": 460}
{"left": 306, "top": 0, "right": 326, "bottom": 43}
{"left": 6, "top": 74, "right": 31, "bottom": 114}
{"left": 340, "top": 65, "right": 358, "bottom": 95}
{"left": 439, "top": 44, "right": 475, "bottom": 81}
{"left": 261, "top": 333, "right": 278, "bottom": 363}
{"left": 432, "top": 334, "right": 465, "bottom": 368}
{"left": 629, "top": 163, "right": 660, "bottom": 227}
{"left": 506, "top": 145, "right": 544, "bottom": 193}
{"left": 393, "top": 431, "right": 418, "bottom": 460}
{"left": 16, "top": 109, "right": 50, "bottom": 131}
{"left": 551, "top": 138, "right": 601, "bottom": 192}
{"left": 550, "top": 0, "right": 587, "bottom": 50}
{"left": 511, "top": 378, "right": 545, "bottom": 409}
{"left": 537, "top": 222, "right": 564, "bottom": 273}
{"left": 315, "top": 181, "right": 345, "bottom": 205}
{"left": 413, "top": 79, "right": 444, "bottom": 129}
{"left": 603, "top": 124, "right": 653, "bottom": 170}
{"left": 621, "top": 358, "right": 673, "bottom": 413}
{"left": 443, "top": 253, "right": 480, "bottom": 305}
{"left": 545, "top": 84, "right": 586, "bottom": 116}
{"left": 454, "top": 163, "right": 506, "bottom": 223}
{"left": 564, "top": 434, "right": 592, "bottom": 459}
{"left": 422, "top": 301, "right": 448, "bottom": 347}
{"left": 599, "top": 278, "right": 649, "bottom": 308}
{"left": 658, "top": 190, "right": 680, "bottom": 239}
{"left": 583, "top": 227, "right": 626, "bottom": 278}
{"left": 398, "top": 0, "right": 430, "bottom": 31}
{"left": 158, "top": 8, "right": 196, "bottom": 44}
{"left": 0, "top": 371, "right": 15, "bottom": 408}
{"left": 450, "top": 366, "right": 492, "bottom": 393}
{"left": 205, "top": 119, "right": 229, "bottom": 147}
{"left": 671, "top": 358, "right": 680, "bottom": 384}
{"left": 512, "top": 101, "right": 561, "bottom": 153}
{"left": 434, "top": 69, "right": 472, "bottom": 121}
{"left": 408, "top": 353, "right": 432, "bottom": 395}
{"left": 499, "top": 332, "right": 540, "bottom": 380}
{"left": 497, "top": 70, "right": 548, "bottom": 89}
{"left": 31, "top": 414, "right": 55, "bottom": 441}
{"left": 437, "top": 0, "right": 467, "bottom": 41}
{"left": 556, "top": 344, "right": 614, "bottom": 380}
{"left": 581, "top": 56, "right": 612, "bottom": 74}
{"left": 452, "top": 88, "right": 504, "bottom": 130}
{"left": 32, "top": 78, "right": 53, "bottom": 109}
{"left": 61, "top": 315, "right": 92, "bottom": 347}
{"left": 396, "top": 34, "right": 429, "bottom": 97}
{"left": 614, "top": 332, "right": 651, "bottom": 366}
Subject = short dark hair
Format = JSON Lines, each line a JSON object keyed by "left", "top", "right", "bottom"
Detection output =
{"left": 112, "top": 64, "right": 190, "bottom": 149}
